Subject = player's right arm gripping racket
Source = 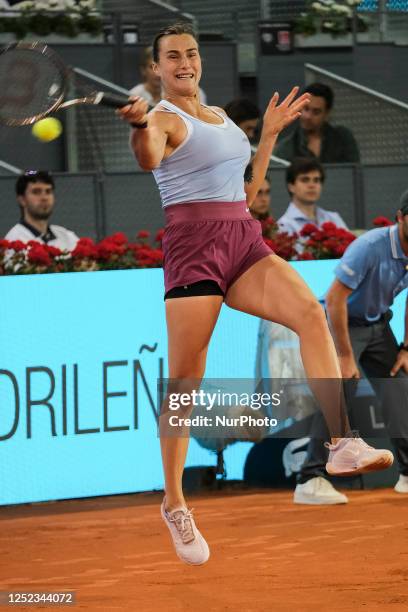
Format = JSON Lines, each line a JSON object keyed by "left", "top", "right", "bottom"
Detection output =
{"left": 0, "top": 41, "right": 132, "bottom": 127}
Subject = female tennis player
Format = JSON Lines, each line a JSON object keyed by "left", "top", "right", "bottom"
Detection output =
{"left": 119, "top": 23, "right": 393, "bottom": 566}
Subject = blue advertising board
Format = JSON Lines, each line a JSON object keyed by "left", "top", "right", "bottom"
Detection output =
{"left": 0, "top": 262, "right": 405, "bottom": 505}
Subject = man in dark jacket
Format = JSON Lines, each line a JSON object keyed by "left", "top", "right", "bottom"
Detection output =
{"left": 276, "top": 82, "right": 360, "bottom": 164}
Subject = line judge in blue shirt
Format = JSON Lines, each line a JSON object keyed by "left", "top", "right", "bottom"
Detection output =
{"left": 278, "top": 157, "right": 348, "bottom": 236}
{"left": 295, "top": 191, "right": 408, "bottom": 505}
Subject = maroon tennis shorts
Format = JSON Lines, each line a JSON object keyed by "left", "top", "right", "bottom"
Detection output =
{"left": 162, "top": 200, "right": 273, "bottom": 296}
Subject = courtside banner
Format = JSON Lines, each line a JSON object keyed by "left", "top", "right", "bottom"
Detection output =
{"left": 0, "top": 263, "right": 405, "bottom": 505}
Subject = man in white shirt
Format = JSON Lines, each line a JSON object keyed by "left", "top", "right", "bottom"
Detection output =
{"left": 5, "top": 171, "right": 79, "bottom": 251}
{"left": 278, "top": 158, "right": 348, "bottom": 235}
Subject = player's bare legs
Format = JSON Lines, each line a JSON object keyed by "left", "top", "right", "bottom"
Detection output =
{"left": 226, "top": 254, "right": 393, "bottom": 474}
{"left": 161, "top": 294, "right": 222, "bottom": 509}
{"left": 159, "top": 295, "right": 222, "bottom": 565}
{"left": 226, "top": 254, "right": 349, "bottom": 436}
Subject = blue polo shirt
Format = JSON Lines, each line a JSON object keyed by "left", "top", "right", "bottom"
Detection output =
{"left": 334, "top": 225, "right": 408, "bottom": 323}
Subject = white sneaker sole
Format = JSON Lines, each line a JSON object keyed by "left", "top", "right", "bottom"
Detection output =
{"left": 294, "top": 493, "right": 348, "bottom": 505}
{"left": 326, "top": 452, "right": 394, "bottom": 477}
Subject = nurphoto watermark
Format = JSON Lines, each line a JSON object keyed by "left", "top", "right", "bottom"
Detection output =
{"left": 157, "top": 377, "right": 408, "bottom": 439}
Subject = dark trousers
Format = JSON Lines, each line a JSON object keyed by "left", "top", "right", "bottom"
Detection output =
{"left": 298, "top": 318, "right": 408, "bottom": 483}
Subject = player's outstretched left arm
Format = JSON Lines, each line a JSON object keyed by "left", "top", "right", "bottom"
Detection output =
{"left": 245, "top": 87, "right": 310, "bottom": 206}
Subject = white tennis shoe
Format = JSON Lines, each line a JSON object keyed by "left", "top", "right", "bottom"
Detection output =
{"left": 394, "top": 475, "right": 408, "bottom": 493}
{"left": 161, "top": 499, "right": 210, "bottom": 565}
{"left": 294, "top": 476, "right": 348, "bottom": 505}
{"left": 325, "top": 435, "right": 393, "bottom": 477}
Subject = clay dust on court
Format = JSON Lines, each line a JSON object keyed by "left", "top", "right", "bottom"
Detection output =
{"left": 0, "top": 488, "right": 407, "bottom": 611}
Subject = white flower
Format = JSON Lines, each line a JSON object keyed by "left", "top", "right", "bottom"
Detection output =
{"left": 35, "top": 1, "right": 50, "bottom": 9}
{"left": 47, "top": 0, "right": 64, "bottom": 9}
{"left": 12, "top": 0, "right": 35, "bottom": 10}
{"left": 334, "top": 4, "right": 352, "bottom": 15}
{"left": 331, "top": 3, "right": 350, "bottom": 14}
{"left": 323, "top": 20, "right": 335, "bottom": 28}
{"left": 79, "top": 0, "right": 96, "bottom": 8}
{"left": 64, "top": 0, "right": 82, "bottom": 11}
{"left": 312, "top": 3, "right": 332, "bottom": 13}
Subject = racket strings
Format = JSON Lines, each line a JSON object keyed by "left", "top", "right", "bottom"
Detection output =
{"left": 0, "top": 47, "right": 65, "bottom": 125}
{"left": 0, "top": 43, "right": 136, "bottom": 172}
{"left": 69, "top": 72, "right": 136, "bottom": 172}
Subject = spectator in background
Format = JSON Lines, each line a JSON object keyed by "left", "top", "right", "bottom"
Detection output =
{"left": 130, "top": 46, "right": 162, "bottom": 107}
{"left": 278, "top": 158, "right": 348, "bottom": 235}
{"left": 130, "top": 46, "right": 207, "bottom": 107}
{"left": 5, "top": 171, "right": 79, "bottom": 251}
{"left": 224, "top": 98, "right": 261, "bottom": 142}
{"left": 250, "top": 176, "right": 271, "bottom": 221}
{"left": 275, "top": 83, "right": 360, "bottom": 163}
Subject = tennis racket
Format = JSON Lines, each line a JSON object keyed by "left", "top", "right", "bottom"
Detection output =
{"left": 0, "top": 41, "right": 132, "bottom": 127}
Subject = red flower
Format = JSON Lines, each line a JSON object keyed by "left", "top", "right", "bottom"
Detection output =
{"left": 297, "top": 252, "right": 316, "bottom": 260}
{"left": 147, "top": 248, "right": 164, "bottom": 264}
{"left": 128, "top": 242, "right": 163, "bottom": 267}
{"left": 312, "top": 230, "right": 325, "bottom": 241}
{"left": 0, "top": 239, "right": 11, "bottom": 250}
{"left": 71, "top": 237, "right": 98, "bottom": 259}
{"left": 155, "top": 229, "right": 165, "bottom": 243}
{"left": 97, "top": 238, "right": 126, "bottom": 260}
{"left": 300, "top": 223, "right": 319, "bottom": 237}
{"left": 264, "top": 231, "right": 298, "bottom": 260}
{"left": 8, "top": 240, "right": 25, "bottom": 252}
{"left": 263, "top": 237, "right": 274, "bottom": 249}
{"left": 373, "top": 216, "right": 393, "bottom": 227}
{"left": 109, "top": 232, "right": 128, "bottom": 245}
{"left": 45, "top": 245, "right": 62, "bottom": 257}
{"left": 299, "top": 222, "right": 356, "bottom": 260}
{"left": 320, "top": 221, "right": 338, "bottom": 232}
{"left": 305, "top": 238, "right": 317, "bottom": 247}
{"left": 261, "top": 216, "right": 276, "bottom": 228}
{"left": 260, "top": 216, "right": 278, "bottom": 236}
{"left": 137, "top": 230, "right": 150, "bottom": 239}
{"left": 27, "top": 244, "right": 51, "bottom": 266}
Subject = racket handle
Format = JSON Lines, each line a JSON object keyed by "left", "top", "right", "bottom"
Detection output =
{"left": 98, "top": 92, "right": 132, "bottom": 108}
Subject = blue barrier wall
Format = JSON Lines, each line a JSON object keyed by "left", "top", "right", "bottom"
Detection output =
{"left": 0, "top": 261, "right": 405, "bottom": 505}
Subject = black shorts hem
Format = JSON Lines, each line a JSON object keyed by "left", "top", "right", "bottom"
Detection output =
{"left": 164, "top": 280, "right": 224, "bottom": 300}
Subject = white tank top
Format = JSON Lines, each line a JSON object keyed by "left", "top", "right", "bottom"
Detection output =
{"left": 152, "top": 100, "right": 251, "bottom": 208}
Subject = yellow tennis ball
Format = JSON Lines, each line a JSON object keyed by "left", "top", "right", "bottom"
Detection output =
{"left": 31, "top": 117, "right": 63, "bottom": 142}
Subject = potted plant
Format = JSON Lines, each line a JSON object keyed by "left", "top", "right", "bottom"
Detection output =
{"left": 294, "top": 0, "right": 369, "bottom": 48}
{"left": 0, "top": 0, "right": 103, "bottom": 42}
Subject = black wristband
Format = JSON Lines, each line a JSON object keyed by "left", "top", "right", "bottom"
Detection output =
{"left": 130, "top": 121, "right": 148, "bottom": 129}
{"left": 398, "top": 343, "right": 408, "bottom": 351}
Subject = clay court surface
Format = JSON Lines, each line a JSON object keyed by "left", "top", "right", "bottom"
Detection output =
{"left": 1, "top": 487, "right": 407, "bottom": 611}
